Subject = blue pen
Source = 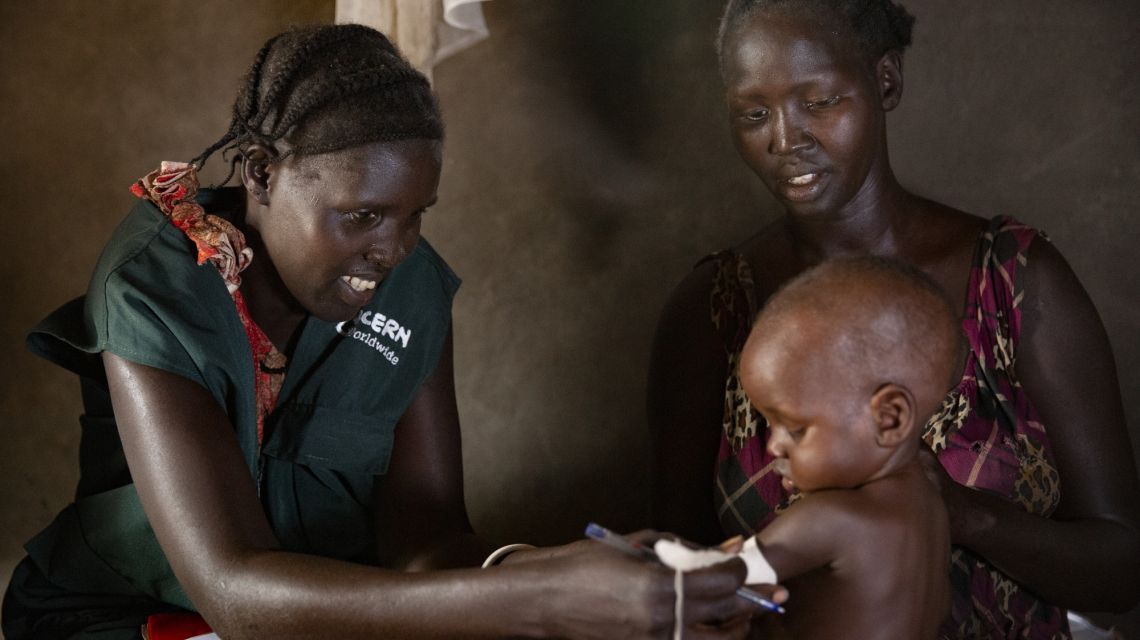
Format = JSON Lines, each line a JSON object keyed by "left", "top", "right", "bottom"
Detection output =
{"left": 585, "top": 522, "right": 786, "bottom": 615}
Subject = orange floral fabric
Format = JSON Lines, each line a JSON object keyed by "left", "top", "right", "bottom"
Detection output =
{"left": 131, "top": 162, "right": 286, "bottom": 444}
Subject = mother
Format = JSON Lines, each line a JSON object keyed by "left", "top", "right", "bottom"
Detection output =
{"left": 3, "top": 24, "right": 757, "bottom": 640}
{"left": 649, "top": 1, "right": 1140, "bottom": 637}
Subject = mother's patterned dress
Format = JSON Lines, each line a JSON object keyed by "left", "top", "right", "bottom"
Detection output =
{"left": 708, "top": 216, "right": 1070, "bottom": 639}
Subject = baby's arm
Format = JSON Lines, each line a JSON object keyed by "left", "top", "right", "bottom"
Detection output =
{"left": 746, "top": 493, "right": 849, "bottom": 585}
{"left": 654, "top": 493, "right": 848, "bottom": 586}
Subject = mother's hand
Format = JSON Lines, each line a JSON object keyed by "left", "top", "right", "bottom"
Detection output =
{"left": 917, "top": 447, "right": 988, "bottom": 546}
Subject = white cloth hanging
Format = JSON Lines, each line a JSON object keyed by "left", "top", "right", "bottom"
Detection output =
{"left": 334, "top": 0, "right": 492, "bottom": 76}
{"left": 437, "top": 0, "right": 491, "bottom": 64}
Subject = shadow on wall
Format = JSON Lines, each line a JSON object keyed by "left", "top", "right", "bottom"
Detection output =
{"left": 430, "top": 0, "right": 775, "bottom": 545}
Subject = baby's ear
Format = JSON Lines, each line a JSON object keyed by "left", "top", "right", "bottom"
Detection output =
{"left": 869, "top": 383, "right": 915, "bottom": 448}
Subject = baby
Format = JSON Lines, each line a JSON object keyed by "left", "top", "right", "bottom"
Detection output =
{"left": 658, "top": 256, "right": 958, "bottom": 639}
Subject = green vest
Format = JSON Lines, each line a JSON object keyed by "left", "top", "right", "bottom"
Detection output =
{"left": 21, "top": 188, "right": 460, "bottom": 611}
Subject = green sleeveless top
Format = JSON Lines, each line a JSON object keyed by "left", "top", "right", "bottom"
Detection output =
{"left": 19, "top": 187, "right": 460, "bottom": 611}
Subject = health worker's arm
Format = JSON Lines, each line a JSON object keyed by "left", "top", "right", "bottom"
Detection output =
{"left": 106, "top": 337, "right": 756, "bottom": 639}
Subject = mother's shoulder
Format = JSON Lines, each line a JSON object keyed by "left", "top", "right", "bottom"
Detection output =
{"left": 899, "top": 200, "right": 988, "bottom": 267}
{"left": 915, "top": 200, "right": 987, "bottom": 241}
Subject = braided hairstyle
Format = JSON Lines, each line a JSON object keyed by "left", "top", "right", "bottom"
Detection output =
{"left": 193, "top": 24, "right": 443, "bottom": 175}
{"left": 717, "top": 0, "right": 915, "bottom": 70}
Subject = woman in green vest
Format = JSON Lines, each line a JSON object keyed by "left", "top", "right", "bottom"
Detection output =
{"left": 3, "top": 24, "right": 760, "bottom": 640}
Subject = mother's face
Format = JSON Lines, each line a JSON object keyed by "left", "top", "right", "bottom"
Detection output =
{"left": 722, "top": 11, "right": 899, "bottom": 219}
{"left": 247, "top": 138, "right": 442, "bottom": 323}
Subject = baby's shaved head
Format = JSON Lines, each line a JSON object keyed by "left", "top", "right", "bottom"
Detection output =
{"left": 747, "top": 257, "right": 961, "bottom": 421}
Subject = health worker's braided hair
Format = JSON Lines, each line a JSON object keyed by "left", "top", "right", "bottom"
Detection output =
{"left": 717, "top": 0, "right": 915, "bottom": 68}
{"left": 193, "top": 23, "right": 443, "bottom": 175}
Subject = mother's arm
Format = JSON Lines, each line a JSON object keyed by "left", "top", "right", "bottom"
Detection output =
{"left": 932, "top": 239, "right": 1140, "bottom": 611}
{"left": 648, "top": 262, "right": 730, "bottom": 546}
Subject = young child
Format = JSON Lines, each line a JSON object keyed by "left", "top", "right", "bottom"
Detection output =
{"left": 658, "top": 256, "right": 958, "bottom": 639}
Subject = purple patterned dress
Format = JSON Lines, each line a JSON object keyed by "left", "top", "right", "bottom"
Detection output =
{"left": 709, "top": 216, "right": 1070, "bottom": 639}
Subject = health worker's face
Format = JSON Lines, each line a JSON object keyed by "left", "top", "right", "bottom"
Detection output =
{"left": 722, "top": 11, "right": 892, "bottom": 219}
{"left": 253, "top": 139, "right": 441, "bottom": 323}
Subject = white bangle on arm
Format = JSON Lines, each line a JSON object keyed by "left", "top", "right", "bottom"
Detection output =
{"left": 481, "top": 543, "right": 536, "bottom": 568}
